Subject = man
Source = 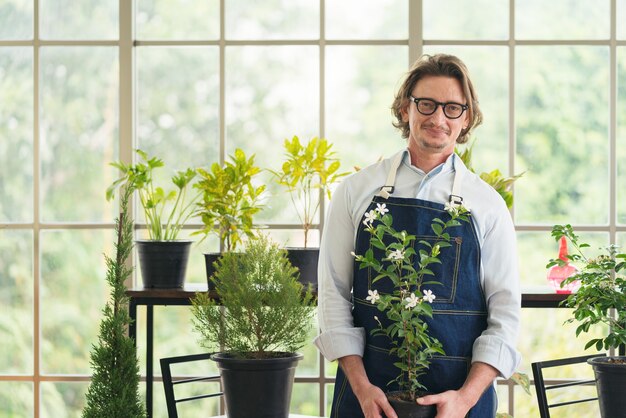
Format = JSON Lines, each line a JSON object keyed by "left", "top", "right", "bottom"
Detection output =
{"left": 314, "top": 54, "right": 521, "bottom": 418}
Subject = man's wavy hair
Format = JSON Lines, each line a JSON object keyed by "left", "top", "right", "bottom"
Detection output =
{"left": 391, "top": 54, "right": 482, "bottom": 144}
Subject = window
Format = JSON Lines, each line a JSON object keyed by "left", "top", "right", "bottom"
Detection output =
{"left": 1, "top": 0, "right": 625, "bottom": 416}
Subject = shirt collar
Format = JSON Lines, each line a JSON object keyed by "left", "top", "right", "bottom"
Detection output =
{"left": 401, "top": 148, "right": 465, "bottom": 177}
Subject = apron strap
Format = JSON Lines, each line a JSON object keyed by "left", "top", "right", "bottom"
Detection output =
{"left": 376, "top": 152, "right": 404, "bottom": 199}
{"left": 449, "top": 161, "right": 464, "bottom": 206}
{"left": 376, "top": 151, "right": 465, "bottom": 204}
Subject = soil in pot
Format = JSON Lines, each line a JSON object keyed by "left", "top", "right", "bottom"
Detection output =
{"left": 387, "top": 391, "right": 436, "bottom": 418}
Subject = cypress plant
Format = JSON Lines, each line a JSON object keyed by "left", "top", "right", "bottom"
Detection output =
{"left": 82, "top": 183, "right": 145, "bottom": 418}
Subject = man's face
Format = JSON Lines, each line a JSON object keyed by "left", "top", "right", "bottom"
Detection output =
{"left": 402, "top": 75, "right": 469, "bottom": 159}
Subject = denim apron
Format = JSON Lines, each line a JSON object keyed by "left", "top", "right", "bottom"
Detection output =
{"left": 330, "top": 153, "right": 496, "bottom": 418}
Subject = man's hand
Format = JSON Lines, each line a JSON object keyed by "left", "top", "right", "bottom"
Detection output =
{"left": 416, "top": 390, "right": 471, "bottom": 418}
{"left": 353, "top": 382, "right": 398, "bottom": 418}
{"left": 417, "top": 361, "right": 499, "bottom": 418}
{"left": 338, "top": 355, "right": 398, "bottom": 418}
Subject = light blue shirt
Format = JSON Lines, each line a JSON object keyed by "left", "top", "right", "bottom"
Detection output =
{"left": 314, "top": 149, "right": 521, "bottom": 378}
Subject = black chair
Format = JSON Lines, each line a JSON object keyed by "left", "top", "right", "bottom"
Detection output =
{"left": 531, "top": 353, "right": 606, "bottom": 418}
{"left": 160, "top": 352, "right": 223, "bottom": 418}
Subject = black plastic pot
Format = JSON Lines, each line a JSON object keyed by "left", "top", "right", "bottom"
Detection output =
{"left": 387, "top": 391, "right": 436, "bottom": 418}
{"left": 211, "top": 352, "right": 303, "bottom": 418}
{"left": 588, "top": 356, "right": 626, "bottom": 418}
{"left": 204, "top": 252, "right": 221, "bottom": 291}
{"left": 136, "top": 240, "right": 191, "bottom": 288}
{"left": 286, "top": 247, "right": 319, "bottom": 290}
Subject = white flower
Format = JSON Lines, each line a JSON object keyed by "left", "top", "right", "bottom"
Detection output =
{"left": 423, "top": 289, "right": 436, "bottom": 303}
{"left": 388, "top": 249, "right": 404, "bottom": 261}
{"left": 363, "top": 209, "right": 377, "bottom": 227}
{"left": 375, "top": 203, "right": 389, "bottom": 215}
{"left": 350, "top": 251, "right": 357, "bottom": 257}
{"left": 366, "top": 289, "right": 380, "bottom": 304}
{"left": 405, "top": 292, "right": 419, "bottom": 309}
{"left": 444, "top": 201, "right": 458, "bottom": 215}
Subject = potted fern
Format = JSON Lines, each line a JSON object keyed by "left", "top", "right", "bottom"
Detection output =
{"left": 193, "top": 148, "right": 265, "bottom": 288}
{"left": 190, "top": 234, "right": 316, "bottom": 418}
{"left": 270, "top": 135, "right": 349, "bottom": 288}
{"left": 547, "top": 224, "right": 626, "bottom": 417}
{"left": 106, "top": 149, "right": 199, "bottom": 288}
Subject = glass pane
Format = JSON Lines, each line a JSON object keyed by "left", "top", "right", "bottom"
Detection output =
{"left": 40, "top": 0, "right": 118, "bottom": 40}
{"left": 136, "top": 0, "right": 219, "bottom": 40}
{"left": 136, "top": 46, "right": 219, "bottom": 170}
{"left": 295, "top": 315, "right": 320, "bottom": 377}
{"left": 0, "top": 382, "right": 33, "bottom": 417}
{"left": 0, "top": 47, "right": 33, "bottom": 222}
{"left": 423, "top": 0, "right": 508, "bottom": 40}
{"left": 0, "top": 230, "right": 33, "bottom": 374}
{"left": 226, "top": 0, "right": 318, "bottom": 40}
{"left": 40, "top": 230, "right": 112, "bottom": 374}
{"left": 423, "top": 46, "right": 509, "bottom": 174}
{"left": 290, "top": 383, "right": 320, "bottom": 416}
{"left": 225, "top": 46, "right": 319, "bottom": 224}
{"left": 516, "top": 0, "right": 610, "bottom": 40}
{"left": 326, "top": 0, "right": 408, "bottom": 40}
{"left": 39, "top": 47, "right": 118, "bottom": 223}
{"left": 515, "top": 46, "right": 609, "bottom": 224}
{"left": 325, "top": 383, "right": 334, "bottom": 415}
{"left": 619, "top": 0, "right": 626, "bottom": 40}
{"left": 326, "top": 45, "right": 407, "bottom": 171}
{"left": 617, "top": 48, "right": 626, "bottom": 223}
{"left": 517, "top": 231, "right": 607, "bottom": 289}
{"left": 0, "top": 1, "right": 32, "bottom": 40}
{"left": 40, "top": 382, "right": 88, "bottom": 418}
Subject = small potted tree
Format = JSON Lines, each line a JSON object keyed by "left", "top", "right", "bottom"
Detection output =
{"left": 192, "top": 148, "right": 265, "bottom": 288}
{"left": 106, "top": 149, "right": 199, "bottom": 288}
{"left": 547, "top": 224, "right": 626, "bottom": 417}
{"left": 190, "top": 234, "right": 316, "bottom": 418}
{"left": 353, "top": 202, "right": 471, "bottom": 418}
{"left": 270, "top": 135, "right": 349, "bottom": 288}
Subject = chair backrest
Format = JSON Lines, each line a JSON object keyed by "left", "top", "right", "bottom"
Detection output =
{"left": 160, "top": 352, "right": 223, "bottom": 418}
{"left": 531, "top": 353, "right": 606, "bottom": 418}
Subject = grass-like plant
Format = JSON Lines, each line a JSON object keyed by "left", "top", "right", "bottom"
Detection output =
{"left": 548, "top": 224, "right": 626, "bottom": 351}
{"left": 190, "top": 234, "right": 316, "bottom": 358}
{"left": 106, "top": 149, "right": 198, "bottom": 241}
{"left": 354, "top": 202, "right": 470, "bottom": 400}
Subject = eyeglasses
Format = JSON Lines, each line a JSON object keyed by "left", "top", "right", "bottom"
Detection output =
{"left": 409, "top": 97, "right": 468, "bottom": 119}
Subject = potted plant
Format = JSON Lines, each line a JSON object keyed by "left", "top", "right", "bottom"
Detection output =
{"left": 353, "top": 202, "right": 471, "bottom": 417}
{"left": 547, "top": 224, "right": 626, "bottom": 417}
{"left": 83, "top": 183, "right": 145, "bottom": 417}
{"left": 455, "top": 138, "right": 524, "bottom": 209}
{"left": 106, "top": 149, "right": 199, "bottom": 288}
{"left": 190, "top": 234, "right": 316, "bottom": 418}
{"left": 270, "top": 135, "right": 349, "bottom": 287}
{"left": 193, "top": 148, "right": 265, "bottom": 288}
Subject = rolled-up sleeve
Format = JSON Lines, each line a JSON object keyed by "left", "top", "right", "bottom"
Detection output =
{"left": 313, "top": 180, "right": 367, "bottom": 361}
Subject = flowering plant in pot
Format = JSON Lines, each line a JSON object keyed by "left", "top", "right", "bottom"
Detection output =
{"left": 547, "top": 224, "right": 626, "bottom": 417}
{"left": 190, "top": 234, "right": 316, "bottom": 418}
{"left": 106, "top": 149, "right": 199, "bottom": 288}
{"left": 192, "top": 148, "right": 265, "bottom": 287}
{"left": 270, "top": 135, "right": 349, "bottom": 287}
{"left": 353, "top": 202, "right": 470, "bottom": 417}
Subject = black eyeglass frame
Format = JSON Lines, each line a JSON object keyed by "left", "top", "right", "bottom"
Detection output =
{"left": 409, "top": 96, "right": 469, "bottom": 119}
